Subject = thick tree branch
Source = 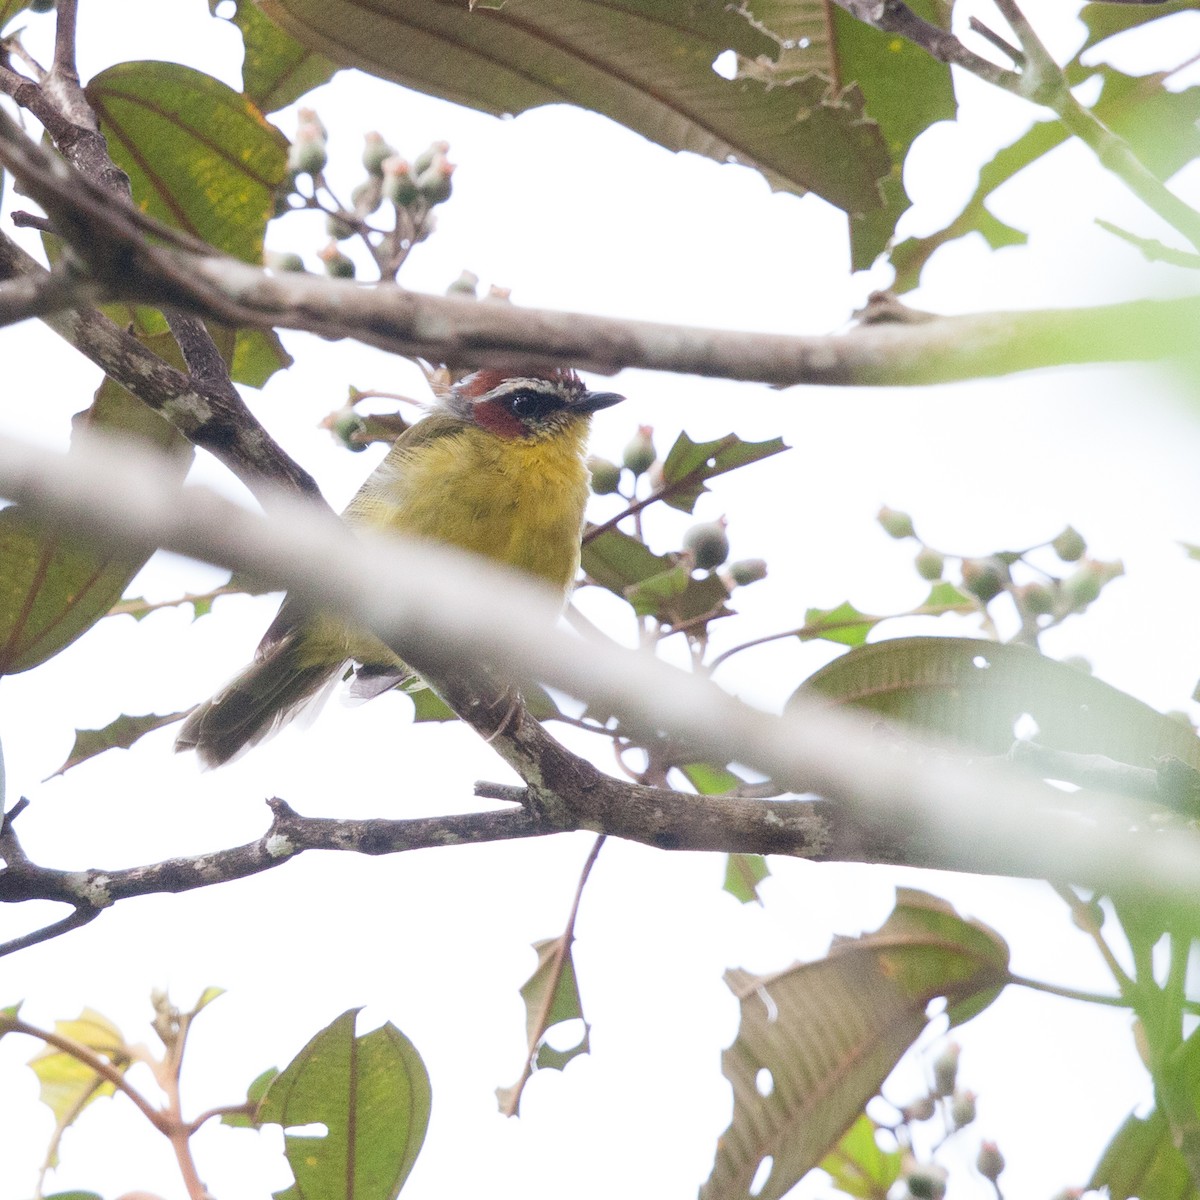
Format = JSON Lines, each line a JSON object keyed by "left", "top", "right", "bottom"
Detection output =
{"left": 0, "top": 231, "right": 324, "bottom": 503}
{"left": 0, "top": 105, "right": 1193, "bottom": 392}
{"left": 4, "top": 433, "right": 1200, "bottom": 915}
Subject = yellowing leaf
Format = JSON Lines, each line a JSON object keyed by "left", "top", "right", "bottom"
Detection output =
{"left": 30, "top": 1009, "right": 129, "bottom": 1128}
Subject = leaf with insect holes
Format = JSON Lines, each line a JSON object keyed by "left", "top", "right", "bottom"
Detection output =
{"left": 497, "top": 936, "right": 590, "bottom": 1114}
{"left": 257, "top": 1009, "right": 431, "bottom": 1200}
{"left": 259, "top": 0, "right": 890, "bottom": 212}
{"left": 47, "top": 711, "right": 189, "bottom": 778}
{"left": 701, "top": 888, "right": 1009, "bottom": 1200}
{"left": 659, "top": 432, "right": 788, "bottom": 514}
{"left": 795, "top": 636, "right": 1200, "bottom": 770}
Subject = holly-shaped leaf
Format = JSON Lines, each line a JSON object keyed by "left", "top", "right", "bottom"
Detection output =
{"left": 47, "top": 711, "right": 189, "bottom": 778}
{"left": 802, "top": 601, "right": 874, "bottom": 648}
{"left": 658, "top": 432, "right": 788, "bottom": 514}
{"left": 701, "top": 888, "right": 1009, "bottom": 1200}
{"left": 29, "top": 1009, "right": 130, "bottom": 1148}
{"left": 723, "top": 853, "right": 770, "bottom": 906}
{"left": 625, "top": 564, "right": 731, "bottom": 628}
{"left": 258, "top": 1009, "right": 431, "bottom": 1200}
{"left": 497, "top": 935, "right": 590, "bottom": 1115}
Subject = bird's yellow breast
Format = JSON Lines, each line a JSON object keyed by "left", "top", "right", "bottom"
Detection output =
{"left": 349, "top": 418, "right": 592, "bottom": 594}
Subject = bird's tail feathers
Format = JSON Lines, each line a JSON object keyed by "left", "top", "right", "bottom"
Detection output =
{"left": 175, "top": 636, "right": 345, "bottom": 768}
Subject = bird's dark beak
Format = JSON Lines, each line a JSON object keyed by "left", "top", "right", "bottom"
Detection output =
{"left": 576, "top": 390, "right": 624, "bottom": 414}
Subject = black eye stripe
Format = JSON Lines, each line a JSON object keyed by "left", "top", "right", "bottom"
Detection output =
{"left": 508, "top": 387, "right": 560, "bottom": 418}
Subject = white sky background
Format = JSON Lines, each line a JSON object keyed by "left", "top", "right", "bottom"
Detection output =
{"left": 1, "top": 1, "right": 1200, "bottom": 1197}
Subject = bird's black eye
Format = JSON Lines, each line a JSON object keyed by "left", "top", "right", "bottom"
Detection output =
{"left": 508, "top": 388, "right": 556, "bottom": 420}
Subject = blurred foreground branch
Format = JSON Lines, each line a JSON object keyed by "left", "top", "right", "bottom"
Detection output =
{"left": 3, "top": 433, "right": 1200, "bottom": 921}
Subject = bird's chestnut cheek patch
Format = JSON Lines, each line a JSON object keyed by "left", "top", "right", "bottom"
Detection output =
{"left": 473, "top": 399, "right": 531, "bottom": 439}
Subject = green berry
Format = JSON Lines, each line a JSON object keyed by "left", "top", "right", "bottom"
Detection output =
{"left": 932, "top": 1042, "right": 959, "bottom": 1097}
{"left": 325, "top": 212, "right": 355, "bottom": 241}
{"left": 413, "top": 139, "right": 450, "bottom": 177}
{"left": 683, "top": 518, "right": 730, "bottom": 571}
{"left": 587, "top": 456, "right": 621, "bottom": 495}
{"left": 264, "top": 251, "right": 306, "bottom": 273}
{"left": 1016, "top": 581, "right": 1055, "bottom": 616}
{"left": 318, "top": 243, "right": 355, "bottom": 278}
{"left": 950, "top": 1089, "right": 976, "bottom": 1128}
{"left": 623, "top": 425, "right": 656, "bottom": 476}
{"left": 362, "top": 131, "right": 397, "bottom": 176}
{"left": 877, "top": 505, "right": 915, "bottom": 540}
{"left": 902, "top": 1095, "right": 936, "bottom": 1123}
{"left": 287, "top": 125, "right": 327, "bottom": 177}
{"left": 914, "top": 546, "right": 943, "bottom": 581}
{"left": 961, "top": 557, "right": 1007, "bottom": 604}
{"left": 382, "top": 157, "right": 419, "bottom": 207}
{"left": 331, "top": 408, "right": 367, "bottom": 451}
{"left": 1052, "top": 525, "right": 1087, "bottom": 562}
{"left": 351, "top": 177, "right": 383, "bottom": 216}
{"left": 976, "top": 1141, "right": 1005, "bottom": 1182}
{"left": 417, "top": 155, "right": 455, "bottom": 204}
{"left": 725, "top": 558, "right": 767, "bottom": 587}
{"left": 446, "top": 270, "right": 480, "bottom": 299}
{"left": 904, "top": 1164, "right": 947, "bottom": 1200}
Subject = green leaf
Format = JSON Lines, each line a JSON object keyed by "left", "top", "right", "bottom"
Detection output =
{"left": 231, "top": 326, "right": 295, "bottom": 388}
{"left": 47, "top": 711, "right": 188, "bottom": 778}
{"left": 0, "top": 0, "right": 42, "bottom": 29}
{"left": 580, "top": 527, "right": 673, "bottom": 596}
{"left": 679, "top": 762, "right": 743, "bottom": 794}
{"left": 701, "top": 888, "right": 1007, "bottom": 1200}
{"left": 819, "top": 1114, "right": 904, "bottom": 1200}
{"left": 259, "top": 1009, "right": 431, "bottom": 1200}
{"left": 86, "top": 61, "right": 289, "bottom": 262}
{"left": 659, "top": 432, "right": 788, "bottom": 514}
{"left": 918, "top": 581, "right": 973, "bottom": 611}
{"left": 222, "top": 1066, "right": 281, "bottom": 1128}
{"left": 408, "top": 687, "right": 458, "bottom": 723}
{"left": 723, "top": 853, "right": 770, "bottom": 905}
{"left": 625, "top": 564, "right": 731, "bottom": 627}
{"left": 746, "top": 0, "right": 955, "bottom": 267}
{"left": 891, "top": 66, "right": 1200, "bottom": 292}
{"left": 258, "top": 0, "right": 891, "bottom": 213}
{"left": 0, "top": 380, "right": 193, "bottom": 675}
{"left": 801, "top": 601, "right": 875, "bottom": 647}
{"left": 795, "top": 636, "right": 1200, "bottom": 769}
{"left": 1089, "top": 1108, "right": 1194, "bottom": 1200}
{"left": 1079, "top": 0, "right": 1200, "bottom": 57}
{"left": 214, "top": 0, "right": 337, "bottom": 112}
{"left": 497, "top": 936, "right": 590, "bottom": 1114}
